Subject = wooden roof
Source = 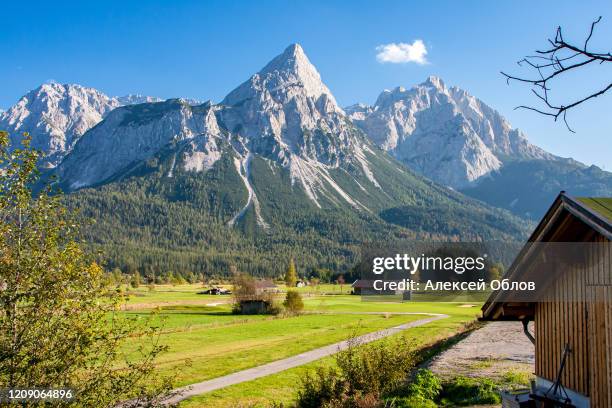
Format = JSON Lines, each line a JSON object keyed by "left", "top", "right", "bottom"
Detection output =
{"left": 351, "top": 279, "right": 372, "bottom": 288}
{"left": 254, "top": 280, "right": 277, "bottom": 289}
{"left": 576, "top": 197, "right": 612, "bottom": 223}
{"left": 481, "top": 192, "right": 612, "bottom": 321}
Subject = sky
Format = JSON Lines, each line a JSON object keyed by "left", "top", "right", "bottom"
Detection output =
{"left": 1, "top": 0, "right": 611, "bottom": 169}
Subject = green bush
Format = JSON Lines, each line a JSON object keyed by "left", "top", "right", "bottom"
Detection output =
{"left": 295, "top": 366, "right": 346, "bottom": 408}
{"left": 130, "top": 271, "right": 141, "bottom": 288}
{"left": 390, "top": 396, "right": 438, "bottom": 408}
{"left": 283, "top": 290, "right": 304, "bottom": 314}
{"left": 296, "top": 336, "right": 416, "bottom": 407}
{"left": 439, "top": 376, "right": 501, "bottom": 406}
{"left": 406, "top": 369, "right": 442, "bottom": 402}
{"left": 501, "top": 370, "right": 532, "bottom": 387}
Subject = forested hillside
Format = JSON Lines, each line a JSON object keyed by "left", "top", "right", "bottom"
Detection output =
{"left": 7, "top": 44, "right": 533, "bottom": 280}
{"left": 461, "top": 159, "right": 612, "bottom": 219}
{"left": 66, "top": 145, "right": 530, "bottom": 279}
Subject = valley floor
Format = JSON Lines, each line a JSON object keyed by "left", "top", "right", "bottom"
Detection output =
{"left": 122, "top": 284, "right": 483, "bottom": 407}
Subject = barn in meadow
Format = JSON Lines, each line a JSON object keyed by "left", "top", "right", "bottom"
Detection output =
{"left": 481, "top": 192, "right": 612, "bottom": 408}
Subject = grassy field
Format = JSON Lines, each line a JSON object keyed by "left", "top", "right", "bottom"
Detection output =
{"left": 122, "top": 283, "right": 349, "bottom": 308}
{"left": 122, "top": 284, "right": 482, "bottom": 407}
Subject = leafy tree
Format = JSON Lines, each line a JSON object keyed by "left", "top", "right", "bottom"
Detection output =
{"left": 111, "top": 267, "right": 124, "bottom": 286}
{"left": 309, "top": 277, "right": 320, "bottom": 292}
{"left": 311, "top": 267, "right": 332, "bottom": 283}
{"left": 130, "top": 271, "right": 142, "bottom": 288}
{"left": 336, "top": 274, "right": 345, "bottom": 294}
{"left": 0, "top": 133, "right": 171, "bottom": 406}
{"left": 488, "top": 262, "right": 505, "bottom": 282}
{"left": 285, "top": 257, "right": 298, "bottom": 287}
{"left": 165, "top": 271, "right": 175, "bottom": 285}
{"left": 283, "top": 290, "right": 304, "bottom": 314}
{"left": 167, "top": 271, "right": 185, "bottom": 286}
{"left": 232, "top": 272, "right": 257, "bottom": 304}
{"left": 185, "top": 271, "right": 197, "bottom": 284}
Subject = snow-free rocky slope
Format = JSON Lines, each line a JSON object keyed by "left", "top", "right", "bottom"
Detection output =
{"left": 346, "top": 76, "right": 552, "bottom": 189}
{"left": 347, "top": 77, "right": 612, "bottom": 218}
{"left": 49, "top": 44, "right": 529, "bottom": 276}
{"left": 4, "top": 55, "right": 609, "bottom": 221}
{"left": 0, "top": 83, "right": 164, "bottom": 167}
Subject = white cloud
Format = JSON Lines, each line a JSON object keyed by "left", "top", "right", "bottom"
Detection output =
{"left": 376, "top": 40, "right": 428, "bottom": 64}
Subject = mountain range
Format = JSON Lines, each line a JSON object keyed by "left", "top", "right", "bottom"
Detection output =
{"left": 0, "top": 84, "right": 201, "bottom": 168}
{"left": 345, "top": 76, "right": 612, "bottom": 218}
{"left": 1, "top": 44, "right": 609, "bottom": 276}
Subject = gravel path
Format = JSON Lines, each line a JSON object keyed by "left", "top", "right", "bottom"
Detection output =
{"left": 428, "top": 321, "right": 534, "bottom": 380}
{"left": 162, "top": 313, "right": 448, "bottom": 405}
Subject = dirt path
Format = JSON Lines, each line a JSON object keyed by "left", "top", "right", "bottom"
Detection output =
{"left": 428, "top": 321, "right": 534, "bottom": 380}
{"left": 162, "top": 313, "right": 449, "bottom": 405}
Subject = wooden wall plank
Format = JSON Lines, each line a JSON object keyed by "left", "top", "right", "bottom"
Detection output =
{"left": 533, "top": 236, "right": 610, "bottom": 406}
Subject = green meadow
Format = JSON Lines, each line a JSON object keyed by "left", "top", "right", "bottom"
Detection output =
{"left": 121, "top": 284, "right": 481, "bottom": 407}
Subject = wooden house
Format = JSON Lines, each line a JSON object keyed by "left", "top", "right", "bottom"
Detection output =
{"left": 351, "top": 279, "right": 371, "bottom": 295}
{"left": 482, "top": 193, "right": 611, "bottom": 408}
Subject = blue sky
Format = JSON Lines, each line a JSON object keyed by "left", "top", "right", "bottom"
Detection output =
{"left": 2, "top": 0, "right": 611, "bottom": 169}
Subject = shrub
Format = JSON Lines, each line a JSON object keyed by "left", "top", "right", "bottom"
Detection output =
{"left": 390, "top": 396, "right": 438, "bottom": 408}
{"left": 296, "top": 366, "right": 346, "bottom": 408}
{"left": 404, "top": 369, "right": 442, "bottom": 403}
{"left": 283, "top": 290, "right": 304, "bottom": 314}
{"left": 296, "top": 336, "right": 416, "bottom": 407}
{"left": 130, "top": 272, "right": 141, "bottom": 288}
{"left": 501, "top": 370, "right": 532, "bottom": 387}
{"left": 439, "top": 376, "right": 501, "bottom": 406}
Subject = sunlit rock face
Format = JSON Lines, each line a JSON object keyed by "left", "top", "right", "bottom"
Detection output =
{"left": 53, "top": 44, "right": 383, "bottom": 216}
{"left": 347, "top": 76, "right": 551, "bottom": 188}
{"left": 0, "top": 82, "right": 163, "bottom": 167}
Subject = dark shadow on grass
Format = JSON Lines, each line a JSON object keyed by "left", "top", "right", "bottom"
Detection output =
{"left": 416, "top": 320, "right": 484, "bottom": 366}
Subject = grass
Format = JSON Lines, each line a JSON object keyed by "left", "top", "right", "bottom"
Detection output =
{"left": 470, "top": 357, "right": 497, "bottom": 369}
{"left": 122, "top": 284, "right": 223, "bottom": 307}
{"left": 501, "top": 370, "right": 533, "bottom": 388}
{"left": 181, "top": 359, "right": 331, "bottom": 408}
{"left": 121, "top": 284, "right": 482, "bottom": 407}
{"left": 178, "top": 305, "right": 479, "bottom": 406}
{"left": 438, "top": 376, "right": 501, "bottom": 406}
{"left": 128, "top": 311, "right": 425, "bottom": 386}
{"left": 122, "top": 283, "right": 351, "bottom": 309}
{"left": 180, "top": 310, "right": 477, "bottom": 407}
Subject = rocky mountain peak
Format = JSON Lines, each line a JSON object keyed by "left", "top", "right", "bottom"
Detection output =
{"left": 421, "top": 75, "right": 446, "bottom": 91}
{"left": 0, "top": 83, "right": 165, "bottom": 167}
{"left": 217, "top": 44, "right": 354, "bottom": 168}
{"left": 53, "top": 44, "right": 384, "bottom": 218}
{"left": 1, "top": 83, "right": 119, "bottom": 167}
{"left": 348, "top": 76, "right": 552, "bottom": 188}
{"left": 115, "top": 94, "right": 163, "bottom": 105}
{"left": 222, "top": 43, "right": 341, "bottom": 113}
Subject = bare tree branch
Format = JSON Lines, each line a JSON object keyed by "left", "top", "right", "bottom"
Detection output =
{"left": 502, "top": 16, "right": 612, "bottom": 132}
